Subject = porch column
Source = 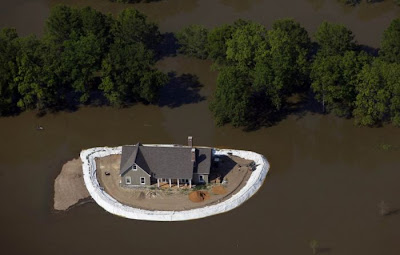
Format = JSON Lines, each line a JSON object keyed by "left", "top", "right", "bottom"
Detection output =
{"left": 157, "top": 178, "right": 160, "bottom": 188}
{"left": 169, "top": 178, "right": 171, "bottom": 188}
{"left": 189, "top": 179, "right": 192, "bottom": 189}
{"left": 177, "top": 179, "right": 180, "bottom": 188}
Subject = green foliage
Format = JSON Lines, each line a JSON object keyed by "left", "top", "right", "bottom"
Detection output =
{"left": 0, "top": 28, "right": 20, "bottom": 115}
{"left": 138, "top": 70, "right": 169, "bottom": 103}
{"left": 111, "top": 0, "right": 141, "bottom": 3}
{"left": 15, "top": 36, "right": 47, "bottom": 110}
{"left": 380, "top": 18, "right": 400, "bottom": 64}
{"left": 226, "top": 20, "right": 267, "bottom": 67}
{"left": 353, "top": 59, "right": 392, "bottom": 126}
{"left": 315, "top": 21, "right": 355, "bottom": 56}
{"left": 3, "top": 7, "right": 400, "bottom": 131}
{"left": 176, "top": 25, "right": 209, "bottom": 59}
{"left": 337, "top": 0, "right": 361, "bottom": 5}
{"left": 253, "top": 19, "right": 311, "bottom": 109}
{"left": 46, "top": 5, "right": 112, "bottom": 45}
{"left": 207, "top": 24, "right": 234, "bottom": 65}
{"left": 60, "top": 33, "right": 103, "bottom": 103}
{"left": 384, "top": 62, "right": 400, "bottom": 126}
{"left": 45, "top": 5, "right": 80, "bottom": 44}
{"left": 309, "top": 239, "right": 319, "bottom": 255}
{"left": 44, "top": 6, "right": 113, "bottom": 104}
{"left": 100, "top": 42, "right": 168, "bottom": 106}
{"left": 110, "top": 0, "right": 159, "bottom": 3}
{"left": 199, "top": 19, "right": 311, "bottom": 127}
{"left": 0, "top": 5, "right": 168, "bottom": 115}
{"left": 210, "top": 66, "right": 252, "bottom": 127}
{"left": 380, "top": 143, "right": 393, "bottom": 151}
{"left": 112, "top": 8, "right": 161, "bottom": 50}
{"left": 311, "top": 51, "right": 370, "bottom": 116}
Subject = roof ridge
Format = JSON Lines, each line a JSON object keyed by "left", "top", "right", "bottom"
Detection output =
{"left": 120, "top": 143, "right": 141, "bottom": 176}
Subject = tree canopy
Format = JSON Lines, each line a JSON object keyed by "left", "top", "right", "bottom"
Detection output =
{"left": 176, "top": 25, "right": 209, "bottom": 59}
{"left": 178, "top": 18, "right": 400, "bottom": 128}
{"left": 100, "top": 42, "right": 167, "bottom": 106}
{"left": 0, "top": 5, "right": 169, "bottom": 115}
{"left": 354, "top": 59, "right": 400, "bottom": 126}
{"left": 2, "top": 7, "right": 400, "bottom": 129}
{"left": 0, "top": 28, "right": 19, "bottom": 115}
{"left": 380, "top": 18, "right": 400, "bottom": 64}
{"left": 311, "top": 51, "right": 370, "bottom": 116}
{"left": 315, "top": 21, "right": 355, "bottom": 56}
{"left": 208, "top": 19, "right": 312, "bottom": 127}
{"left": 210, "top": 66, "right": 252, "bottom": 127}
{"left": 225, "top": 20, "right": 266, "bottom": 67}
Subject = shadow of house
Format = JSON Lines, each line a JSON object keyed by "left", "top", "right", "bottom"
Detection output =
{"left": 158, "top": 72, "right": 205, "bottom": 108}
{"left": 209, "top": 155, "right": 240, "bottom": 181}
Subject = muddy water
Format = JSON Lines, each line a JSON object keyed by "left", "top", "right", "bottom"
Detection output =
{"left": 1, "top": 0, "right": 399, "bottom": 45}
{"left": 1, "top": 1, "right": 400, "bottom": 255}
{"left": 0, "top": 55, "right": 399, "bottom": 255}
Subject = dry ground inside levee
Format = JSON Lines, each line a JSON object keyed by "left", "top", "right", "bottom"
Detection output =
{"left": 96, "top": 154, "right": 253, "bottom": 211}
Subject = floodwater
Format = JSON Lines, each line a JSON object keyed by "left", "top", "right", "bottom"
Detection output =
{"left": 0, "top": 1, "right": 400, "bottom": 255}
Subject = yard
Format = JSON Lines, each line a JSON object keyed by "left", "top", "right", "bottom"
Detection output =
{"left": 96, "top": 153, "right": 253, "bottom": 211}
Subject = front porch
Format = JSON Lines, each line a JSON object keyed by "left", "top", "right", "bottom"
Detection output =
{"left": 155, "top": 178, "right": 192, "bottom": 188}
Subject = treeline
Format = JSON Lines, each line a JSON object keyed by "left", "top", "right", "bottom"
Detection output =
{"left": 0, "top": 5, "right": 168, "bottom": 115}
{"left": 176, "top": 18, "right": 400, "bottom": 127}
{"left": 109, "top": 0, "right": 161, "bottom": 3}
{"left": 338, "top": 0, "right": 400, "bottom": 6}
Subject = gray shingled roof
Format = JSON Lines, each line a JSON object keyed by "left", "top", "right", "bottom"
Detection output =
{"left": 136, "top": 146, "right": 194, "bottom": 179}
{"left": 195, "top": 148, "right": 212, "bottom": 174}
{"left": 120, "top": 143, "right": 140, "bottom": 175}
{"left": 119, "top": 144, "right": 212, "bottom": 179}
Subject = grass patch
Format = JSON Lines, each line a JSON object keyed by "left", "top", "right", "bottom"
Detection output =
{"left": 378, "top": 143, "right": 399, "bottom": 151}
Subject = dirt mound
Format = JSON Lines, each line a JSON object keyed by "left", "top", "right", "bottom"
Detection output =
{"left": 212, "top": 185, "right": 227, "bottom": 195}
{"left": 54, "top": 158, "right": 90, "bottom": 211}
{"left": 189, "top": 191, "right": 210, "bottom": 202}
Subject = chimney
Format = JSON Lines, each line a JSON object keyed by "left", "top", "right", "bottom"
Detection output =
{"left": 191, "top": 148, "right": 196, "bottom": 163}
{"left": 188, "top": 136, "right": 193, "bottom": 147}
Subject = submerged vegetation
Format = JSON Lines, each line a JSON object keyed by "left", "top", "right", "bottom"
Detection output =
{"left": 0, "top": 5, "right": 168, "bottom": 115}
{"left": 177, "top": 18, "right": 400, "bottom": 128}
{"left": 1, "top": 5, "right": 400, "bottom": 129}
{"left": 338, "top": 0, "right": 400, "bottom": 6}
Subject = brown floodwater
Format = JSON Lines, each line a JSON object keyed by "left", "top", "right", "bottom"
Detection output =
{"left": 1, "top": 1, "right": 400, "bottom": 255}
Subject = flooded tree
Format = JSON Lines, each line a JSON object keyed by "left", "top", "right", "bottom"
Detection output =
{"left": 380, "top": 18, "right": 400, "bottom": 64}
{"left": 176, "top": 25, "right": 209, "bottom": 59}
{"left": 314, "top": 21, "right": 355, "bottom": 56}
{"left": 311, "top": 51, "right": 371, "bottom": 116}
{"left": 309, "top": 239, "right": 319, "bottom": 254}
{"left": 210, "top": 65, "right": 252, "bottom": 127}
{"left": 0, "top": 28, "right": 20, "bottom": 115}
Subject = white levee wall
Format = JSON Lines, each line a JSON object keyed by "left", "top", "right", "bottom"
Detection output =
{"left": 80, "top": 145, "right": 270, "bottom": 221}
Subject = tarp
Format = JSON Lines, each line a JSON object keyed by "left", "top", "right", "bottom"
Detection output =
{"left": 80, "top": 145, "right": 270, "bottom": 221}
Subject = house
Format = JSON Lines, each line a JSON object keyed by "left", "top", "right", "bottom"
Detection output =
{"left": 119, "top": 137, "right": 211, "bottom": 188}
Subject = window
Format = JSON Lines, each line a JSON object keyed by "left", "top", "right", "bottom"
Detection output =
{"left": 132, "top": 164, "right": 137, "bottom": 171}
{"left": 140, "top": 177, "right": 145, "bottom": 185}
{"left": 199, "top": 175, "right": 204, "bottom": 182}
{"left": 125, "top": 176, "right": 131, "bottom": 185}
